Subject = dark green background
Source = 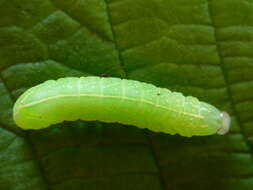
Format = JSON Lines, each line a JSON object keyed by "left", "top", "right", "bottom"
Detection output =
{"left": 0, "top": 0, "right": 253, "bottom": 189}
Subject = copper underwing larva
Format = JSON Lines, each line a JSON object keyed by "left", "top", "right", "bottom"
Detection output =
{"left": 13, "top": 77, "right": 230, "bottom": 137}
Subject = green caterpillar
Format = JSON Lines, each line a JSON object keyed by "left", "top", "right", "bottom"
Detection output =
{"left": 13, "top": 77, "right": 230, "bottom": 137}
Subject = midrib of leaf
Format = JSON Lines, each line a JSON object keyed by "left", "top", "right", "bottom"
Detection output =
{"left": 104, "top": 0, "right": 127, "bottom": 78}
{"left": 103, "top": 0, "right": 253, "bottom": 186}
{"left": 103, "top": 1, "right": 167, "bottom": 189}
{"left": 206, "top": 0, "right": 253, "bottom": 157}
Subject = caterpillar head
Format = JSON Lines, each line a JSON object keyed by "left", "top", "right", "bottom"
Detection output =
{"left": 217, "top": 112, "right": 231, "bottom": 135}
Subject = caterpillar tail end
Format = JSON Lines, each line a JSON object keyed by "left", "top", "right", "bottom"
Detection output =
{"left": 217, "top": 112, "right": 231, "bottom": 135}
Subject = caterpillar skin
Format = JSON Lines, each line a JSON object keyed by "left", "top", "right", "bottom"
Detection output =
{"left": 13, "top": 77, "right": 230, "bottom": 137}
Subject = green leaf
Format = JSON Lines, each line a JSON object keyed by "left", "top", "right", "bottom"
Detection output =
{"left": 0, "top": 0, "right": 253, "bottom": 189}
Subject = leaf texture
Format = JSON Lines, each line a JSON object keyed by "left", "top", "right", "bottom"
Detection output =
{"left": 0, "top": 0, "right": 253, "bottom": 189}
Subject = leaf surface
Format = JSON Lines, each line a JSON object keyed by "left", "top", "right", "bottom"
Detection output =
{"left": 1, "top": 0, "right": 253, "bottom": 189}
